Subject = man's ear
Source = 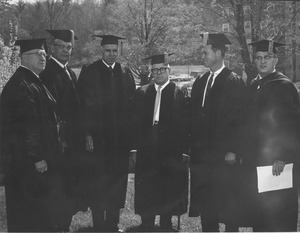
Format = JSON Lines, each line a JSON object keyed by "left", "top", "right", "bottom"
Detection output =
{"left": 49, "top": 44, "right": 55, "bottom": 55}
{"left": 274, "top": 57, "right": 278, "bottom": 66}
{"left": 216, "top": 49, "right": 222, "bottom": 57}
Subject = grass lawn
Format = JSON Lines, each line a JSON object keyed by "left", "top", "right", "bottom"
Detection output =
{"left": 0, "top": 174, "right": 202, "bottom": 232}
{"left": 1, "top": 174, "right": 300, "bottom": 232}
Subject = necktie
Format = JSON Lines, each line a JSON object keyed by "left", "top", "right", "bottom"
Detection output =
{"left": 202, "top": 72, "right": 214, "bottom": 107}
{"left": 109, "top": 66, "right": 114, "bottom": 75}
{"left": 153, "top": 86, "right": 162, "bottom": 125}
{"left": 64, "top": 66, "right": 72, "bottom": 81}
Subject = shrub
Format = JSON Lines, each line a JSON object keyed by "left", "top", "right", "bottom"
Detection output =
{"left": 0, "top": 36, "right": 19, "bottom": 93}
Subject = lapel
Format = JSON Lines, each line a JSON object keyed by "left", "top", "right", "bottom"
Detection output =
{"left": 142, "top": 83, "right": 156, "bottom": 126}
{"left": 206, "top": 67, "right": 231, "bottom": 108}
{"left": 65, "top": 66, "right": 77, "bottom": 84}
{"left": 48, "top": 58, "right": 64, "bottom": 76}
{"left": 97, "top": 60, "right": 116, "bottom": 88}
{"left": 259, "top": 71, "right": 283, "bottom": 86}
{"left": 193, "top": 71, "right": 210, "bottom": 104}
{"left": 160, "top": 82, "right": 174, "bottom": 122}
{"left": 143, "top": 82, "right": 176, "bottom": 126}
{"left": 146, "top": 83, "right": 156, "bottom": 114}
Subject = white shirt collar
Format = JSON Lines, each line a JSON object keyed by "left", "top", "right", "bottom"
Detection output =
{"left": 20, "top": 65, "right": 39, "bottom": 78}
{"left": 102, "top": 60, "right": 115, "bottom": 69}
{"left": 211, "top": 64, "right": 225, "bottom": 76}
{"left": 51, "top": 56, "right": 68, "bottom": 68}
{"left": 208, "top": 64, "right": 225, "bottom": 86}
{"left": 154, "top": 80, "right": 170, "bottom": 91}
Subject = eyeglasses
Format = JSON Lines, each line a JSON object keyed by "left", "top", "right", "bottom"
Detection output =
{"left": 23, "top": 50, "right": 47, "bottom": 58}
{"left": 151, "top": 67, "right": 169, "bottom": 74}
{"left": 254, "top": 55, "right": 275, "bottom": 62}
{"left": 54, "top": 44, "right": 73, "bottom": 51}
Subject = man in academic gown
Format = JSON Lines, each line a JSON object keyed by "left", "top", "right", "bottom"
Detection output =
{"left": 40, "top": 29, "right": 81, "bottom": 231}
{"left": 133, "top": 53, "right": 189, "bottom": 232}
{"left": 189, "top": 33, "right": 246, "bottom": 232}
{"left": 242, "top": 39, "right": 300, "bottom": 232}
{"left": 0, "top": 38, "right": 61, "bottom": 232}
{"left": 78, "top": 35, "right": 136, "bottom": 232}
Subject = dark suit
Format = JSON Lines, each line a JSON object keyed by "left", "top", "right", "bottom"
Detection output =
{"left": 189, "top": 67, "right": 246, "bottom": 231}
{"left": 242, "top": 71, "right": 300, "bottom": 232}
{"left": 134, "top": 82, "right": 189, "bottom": 225}
{"left": 40, "top": 57, "right": 81, "bottom": 229}
{"left": 0, "top": 67, "right": 61, "bottom": 232}
{"left": 78, "top": 60, "right": 135, "bottom": 231}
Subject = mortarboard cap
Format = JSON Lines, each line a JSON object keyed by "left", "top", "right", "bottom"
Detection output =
{"left": 46, "top": 29, "right": 78, "bottom": 44}
{"left": 200, "top": 32, "right": 231, "bottom": 50}
{"left": 14, "top": 38, "right": 46, "bottom": 54}
{"left": 145, "top": 52, "right": 175, "bottom": 65}
{"left": 249, "top": 39, "right": 285, "bottom": 54}
{"left": 93, "top": 35, "right": 125, "bottom": 46}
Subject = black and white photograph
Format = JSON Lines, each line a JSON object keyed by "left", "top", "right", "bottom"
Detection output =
{"left": 0, "top": 0, "right": 300, "bottom": 232}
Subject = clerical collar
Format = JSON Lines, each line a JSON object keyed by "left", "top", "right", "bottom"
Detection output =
{"left": 20, "top": 65, "right": 39, "bottom": 78}
{"left": 50, "top": 56, "right": 68, "bottom": 68}
{"left": 102, "top": 60, "right": 115, "bottom": 69}
{"left": 154, "top": 80, "right": 170, "bottom": 91}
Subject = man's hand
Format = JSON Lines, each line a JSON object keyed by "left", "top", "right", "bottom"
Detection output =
{"left": 272, "top": 160, "right": 285, "bottom": 176}
{"left": 35, "top": 160, "right": 47, "bottom": 173}
{"left": 225, "top": 152, "right": 236, "bottom": 165}
{"left": 86, "top": 135, "right": 94, "bottom": 152}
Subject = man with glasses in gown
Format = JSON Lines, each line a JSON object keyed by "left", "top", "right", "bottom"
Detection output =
{"left": 0, "top": 38, "right": 62, "bottom": 232}
{"left": 242, "top": 39, "right": 300, "bottom": 231}
{"left": 40, "top": 29, "right": 80, "bottom": 231}
{"left": 133, "top": 53, "right": 189, "bottom": 232}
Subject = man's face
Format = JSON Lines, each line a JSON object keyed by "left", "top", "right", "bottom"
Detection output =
{"left": 201, "top": 45, "right": 219, "bottom": 69}
{"left": 101, "top": 44, "right": 118, "bottom": 66}
{"left": 22, "top": 49, "right": 46, "bottom": 75}
{"left": 151, "top": 63, "right": 170, "bottom": 86}
{"left": 254, "top": 51, "right": 278, "bottom": 77}
{"left": 51, "top": 39, "right": 72, "bottom": 64}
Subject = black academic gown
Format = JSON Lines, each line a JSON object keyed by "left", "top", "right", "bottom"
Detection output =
{"left": 134, "top": 82, "right": 189, "bottom": 217}
{"left": 78, "top": 60, "right": 136, "bottom": 210}
{"left": 40, "top": 57, "right": 80, "bottom": 154}
{"left": 241, "top": 71, "right": 300, "bottom": 232}
{"left": 189, "top": 67, "right": 246, "bottom": 231}
{"left": 0, "top": 66, "right": 61, "bottom": 232}
{"left": 40, "top": 58, "right": 82, "bottom": 222}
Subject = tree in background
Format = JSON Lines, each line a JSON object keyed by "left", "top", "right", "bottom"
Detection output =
{"left": 199, "top": 0, "right": 300, "bottom": 84}
{"left": 111, "top": 0, "right": 205, "bottom": 78}
{"left": 1, "top": 0, "right": 300, "bottom": 84}
{"left": 0, "top": 21, "right": 19, "bottom": 93}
